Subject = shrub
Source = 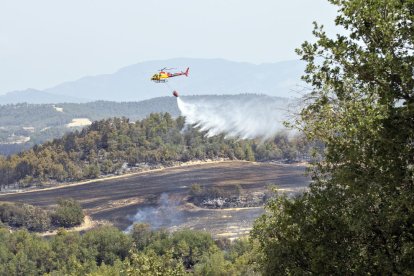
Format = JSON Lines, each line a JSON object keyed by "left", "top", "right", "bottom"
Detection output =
{"left": 0, "top": 202, "right": 51, "bottom": 232}
{"left": 51, "top": 198, "right": 84, "bottom": 228}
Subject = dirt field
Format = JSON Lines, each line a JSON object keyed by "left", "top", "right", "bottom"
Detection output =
{"left": 0, "top": 161, "right": 309, "bottom": 238}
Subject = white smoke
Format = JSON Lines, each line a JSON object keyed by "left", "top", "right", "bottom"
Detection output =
{"left": 125, "top": 193, "right": 182, "bottom": 232}
{"left": 177, "top": 95, "right": 293, "bottom": 140}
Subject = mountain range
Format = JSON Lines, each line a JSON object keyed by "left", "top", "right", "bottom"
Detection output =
{"left": 1, "top": 58, "right": 305, "bottom": 104}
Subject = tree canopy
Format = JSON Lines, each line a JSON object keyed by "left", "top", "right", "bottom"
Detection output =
{"left": 0, "top": 225, "right": 258, "bottom": 275}
{"left": 253, "top": 0, "right": 414, "bottom": 274}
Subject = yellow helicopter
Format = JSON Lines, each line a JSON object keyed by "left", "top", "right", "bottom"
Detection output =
{"left": 151, "top": 67, "right": 189, "bottom": 83}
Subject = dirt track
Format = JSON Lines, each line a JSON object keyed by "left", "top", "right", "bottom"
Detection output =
{"left": 0, "top": 161, "right": 309, "bottom": 237}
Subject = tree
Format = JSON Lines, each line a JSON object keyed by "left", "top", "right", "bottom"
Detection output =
{"left": 193, "top": 250, "right": 234, "bottom": 276}
{"left": 123, "top": 249, "right": 185, "bottom": 276}
{"left": 51, "top": 198, "right": 84, "bottom": 228}
{"left": 82, "top": 225, "right": 132, "bottom": 266}
{"left": 253, "top": 0, "right": 414, "bottom": 274}
{"left": 130, "top": 223, "right": 152, "bottom": 251}
{"left": 1, "top": 230, "right": 54, "bottom": 275}
{"left": 49, "top": 230, "right": 95, "bottom": 274}
{"left": 244, "top": 144, "right": 255, "bottom": 162}
{"left": 0, "top": 202, "right": 51, "bottom": 232}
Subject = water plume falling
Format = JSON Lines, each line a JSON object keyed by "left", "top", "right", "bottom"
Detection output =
{"left": 177, "top": 95, "right": 292, "bottom": 140}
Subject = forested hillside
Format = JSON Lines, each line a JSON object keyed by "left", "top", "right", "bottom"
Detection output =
{"left": 0, "top": 97, "right": 178, "bottom": 155}
{"left": 0, "top": 94, "right": 288, "bottom": 155}
{"left": 0, "top": 98, "right": 178, "bottom": 128}
{"left": 0, "top": 113, "right": 311, "bottom": 190}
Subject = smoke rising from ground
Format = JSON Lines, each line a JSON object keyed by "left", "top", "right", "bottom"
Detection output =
{"left": 125, "top": 193, "right": 182, "bottom": 232}
{"left": 177, "top": 95, "right": 292, "bottom": 140}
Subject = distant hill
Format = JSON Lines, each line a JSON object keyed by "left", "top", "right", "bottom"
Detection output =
{"left": 0, "top": 89, "right": 89, "bottom": 104}
{"left": 0, "top": 97, "right": 180, "bottom": 129}
{"left": 1, "top": 58, "right": 305, "bottom": 104}
{"left": 0, "top": 94, "right": 288, "bottom": 129}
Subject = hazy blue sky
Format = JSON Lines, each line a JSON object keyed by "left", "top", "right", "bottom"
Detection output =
{"left": 0, "top": 0, "right": 338, "bottom": 94}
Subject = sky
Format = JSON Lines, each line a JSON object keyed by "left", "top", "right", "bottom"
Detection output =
{"left": 0, "top": 0, "right": 338, "bottom": 94}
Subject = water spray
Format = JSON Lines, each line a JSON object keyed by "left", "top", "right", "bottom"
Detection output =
{"left": 175, "top": 92, "right": 292, "bottom": 140}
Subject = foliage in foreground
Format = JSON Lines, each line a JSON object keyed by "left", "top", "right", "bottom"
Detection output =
{"left": 0, "top": 224, "right": 258, "bottom": 276}
{"left": 252, "top": 0, "right": 414, "bottom": 274}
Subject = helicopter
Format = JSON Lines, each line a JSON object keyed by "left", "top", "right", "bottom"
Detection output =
{"left": 151, "top": 67, "right": 189, "bottom": 83}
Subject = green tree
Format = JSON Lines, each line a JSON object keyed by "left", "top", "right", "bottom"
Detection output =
{"left": 82, "top": 225, "right": 132, "bottom": 266}
{"left": 253, "top": 0, "right": 414, "bottom": 274}
{"left": 194, "top": 250, "right": 234, "bottom": 276}
{"left": 130, "top": 223, "right": 152, "bottom": 251}
{"left": 244, "top": 144, "right": 255, "bottom": 162}
{"left": 0, "top": 202, "right": 51, "bottom": 232}
{"left": 51, "top": 198, "right": 84, "bottom": 228}
{"left": 2, "top": 229, "right": 54, "bottom": 275}
{"left": 49, "top": 229, "right": 98, "bottom": 274}
{"left": 123, "top": 249, "right": 185, "bottom": 276}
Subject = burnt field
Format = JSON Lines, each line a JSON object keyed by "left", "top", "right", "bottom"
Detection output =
{"left": 0, "top": 161, "right": 309, "bottom": 238}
